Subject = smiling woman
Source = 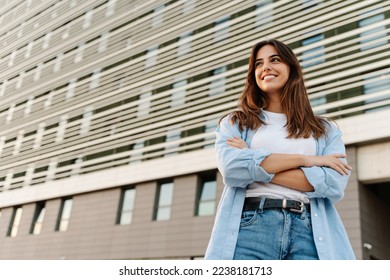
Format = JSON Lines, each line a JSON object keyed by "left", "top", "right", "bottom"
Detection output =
{"left": 204, "top": 39, "right": 355, "bottom": 260}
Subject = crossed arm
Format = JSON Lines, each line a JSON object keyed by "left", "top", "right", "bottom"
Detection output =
{"left": 226, "top": 137, "right": 352, "bottom": 192}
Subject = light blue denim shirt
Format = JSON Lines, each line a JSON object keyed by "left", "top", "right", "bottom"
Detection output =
{"left": 205, "top": 113, "right": 355, "bottom": 260}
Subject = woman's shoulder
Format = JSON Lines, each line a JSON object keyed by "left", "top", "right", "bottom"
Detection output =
{"left": 319, "top": 117, "right": 342, "bottom": 139}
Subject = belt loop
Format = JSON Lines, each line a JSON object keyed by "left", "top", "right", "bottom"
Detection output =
{"left": 258, "top": 197, "right": 266, "bottom": 213}
{"left": 282, "top": 198, "right": 287, "bottom": 209}
{"left": 300, "top": 203, "right": 307, "bottom": 219}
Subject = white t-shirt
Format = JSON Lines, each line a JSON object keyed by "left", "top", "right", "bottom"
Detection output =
{"left": 246, "top": 110, "right": 316, "bottom": 203}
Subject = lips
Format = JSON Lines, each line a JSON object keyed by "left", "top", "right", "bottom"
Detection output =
{"left": 262, "top": 74, "right": 277, "bottom": 81}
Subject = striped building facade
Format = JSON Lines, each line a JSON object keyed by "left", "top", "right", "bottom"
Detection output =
{"left": 0, "top": 0, "right": 389, "bottom": 259}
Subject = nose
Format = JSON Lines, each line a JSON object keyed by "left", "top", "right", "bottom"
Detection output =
{"left": 262, "top": 62, "right": 271, "bottom": 71}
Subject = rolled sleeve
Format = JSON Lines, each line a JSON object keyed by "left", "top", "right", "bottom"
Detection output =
{"left": 216, "top": 116, "right": 274, "bottom": 188}
{"left": 301, "top": 122, "right": 350, "bottom": 203}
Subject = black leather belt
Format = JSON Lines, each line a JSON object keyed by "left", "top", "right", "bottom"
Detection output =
{"left": 243, "top": 197, "right": 310, "bottom": 213}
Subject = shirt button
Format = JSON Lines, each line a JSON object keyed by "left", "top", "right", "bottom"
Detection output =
{"left": 314, "top": 213, "right": 318, "bottom": 217}
{"left": 318, "top": 237, "right": 323, "bottom": 241}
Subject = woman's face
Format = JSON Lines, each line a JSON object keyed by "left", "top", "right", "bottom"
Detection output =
{"left": 254, "top": 44, "right": 290, "bottom": 96}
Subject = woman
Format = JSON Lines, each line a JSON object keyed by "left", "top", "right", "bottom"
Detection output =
{"left": 205, "top": 39, "right": 355, "bottom": 260}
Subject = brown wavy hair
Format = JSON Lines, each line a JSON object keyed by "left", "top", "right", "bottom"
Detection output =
{"left": 227, "top": 39, "right": 326, "bottom": 139}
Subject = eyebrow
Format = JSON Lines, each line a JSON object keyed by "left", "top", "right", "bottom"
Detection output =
{"left": 255, "top": 54, "right": 280, "bottom": 62}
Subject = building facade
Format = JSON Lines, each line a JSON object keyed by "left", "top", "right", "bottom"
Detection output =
{"left": 0, "top": 0, "right": 389, "bottom": 259}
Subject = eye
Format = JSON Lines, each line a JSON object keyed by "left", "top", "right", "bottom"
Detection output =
{"left": 271, "top": 57, "right": 281, "bottom": 63}
{"left": 255, "top": 61, "right": 263, "bottom": 67}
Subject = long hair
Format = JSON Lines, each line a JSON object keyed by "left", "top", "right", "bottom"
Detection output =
{"left": 227, "top": 39, "right": 326, "bottom": 139}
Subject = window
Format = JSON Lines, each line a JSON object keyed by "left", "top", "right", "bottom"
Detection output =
{"left": 165, "top": 126, "right": 181, "bottom": 157}
{"left": 209, "top": 66, "right": 227, "bottom": 96}
{"left": 144, "top": 45, "right": 159, "bottom": 68}
{"left": 83, "top": 9, "right": 94, "bottom": 29}
{"left": 255, "top": 0, "right": 273, "bottom": 29}
{"left": 171, "top": 78, "right": 187, "bottom": 107}
{"left": 42, "top": 32, "right": 52, "bottom": 49}
{"left": 117, "top": 188, "right": 136, "bottom": 225}
{"left": 106, "top": 0, "right": 117, "bottom": 17}
{"left": 56, "top": 198, "right": 73, "bottom": 232}
{"left": 25, "top": 41, "right": 33, "bottom": 58}
{"left": 363, "top": 71, "right": 390, "bottom": 112}
{"left": 196, "top": 173, "right": 217, "bottom": 216}
{"left": 137, "top": 88, "right": 152, "bottom": 117}
{"left": 153, "top": 182, "right": 174, "bottom": 221}
{"left": 152, "top": 4, "right": 165, "bottom": 27}
{"left": 7, "top": 207, "right": 23, "bottom": 237}
{"left": 204, "top": 119, "right": 217, "bottom": 148}
{"left": 30, "top": 202, "right": 45, "bottom": 235}
{"left": 214, "top": 16, "right": 230, "bottom": 43}
{"left": 183, "top": 0, "right": 196, "bottom": 14}
{"left": 80, "top": 106, "right": 94, "bottom": 134}
{"left": 359, "top": 12, "right": 387, "bottom": 51}
{"left": 177, "top": 31, "right": 192, "bottom": 58}
{"left": 301, "top": 34, "right": 325, "bottom": 68}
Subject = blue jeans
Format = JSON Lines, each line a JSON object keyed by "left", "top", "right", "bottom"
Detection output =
{"left": 233, "top": 200, "right": 319, "bottom": 260}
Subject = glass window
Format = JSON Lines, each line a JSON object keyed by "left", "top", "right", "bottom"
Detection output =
{"left": 83, "top": 9, "right": 94, "bottom": 29}
{"left": 152, "top": 4, "right": 165, "bottom": 27}
{"left": 196, "top": 174, "right": 217, "bottom": 216}
{"left": 31, "top": 202, "right": 46, "bottom": 235}
{"left": 137, "top": 88, "right": 152, "bottom": 117}
{"left": 106, "top": 0, "right": 117, "bottom": 17}
{"left": 363, "top": 72, "right": 390, "bottom": 112}
{"left": 204, "top": 119, "right": 217, "bottom": 148}
{"left": 171, "top": 78, "right": 187, "bottom": 107}
{"left": 144, "top": 45, "right": 159, "bottom": 68}
{"left": 183, "top": 0, "right": 196, "bottom": 14}
{"left": 209, "top": 66, "right": 227, "bottom": 96}
{"left": 214, "top": 16, "right": 230, "bottom": 43}
{"left": 165, "top": 126, "right": 181, "bottom": 157}
{"left": 98, "top": 32, "right": 110, "bottom": 53}
{"left": 80, "top": 106, "right": 94, "bottom": 134}
{"left": 177, "top": 31, "right": 192, "bottom": 58}
{"left": 25, "top": 41, "right": 33, "bottom": 58}
{"left": 154, "top": 182, "right": 174, "bottom": 221}
{"left": 42, "top": 32, "right": 52, "bottom": 49}
{"left": 130, "top": 140, "right": 144, "bottom": 164}
{"left": 255, "top": 0, "right": 273, "bottom": 29}
{"left": 301, "top": 34, "right": 325, "bottom": 68}
{"left": 89, "top": 68, "right": 102, "bottom": 90}
{"left": 56, "top": 198, "right": 73, "bottom": 232}
{"left": 66, "top": 79, "right": 77, "bottom": 99}
{"left": 117, "top": 188, "right": 136, "bottom": 225}
{"left": 7, "top": 207, "right": 23, "bottom": 237}
{"left": 9, "top": 50, "right": 16, "bottom": 67}
{"left": 54, "top": 53, "right": 64, "bottom": 73}
{"left": 34, "top": 63, "right": 43, "bottom": 81}
{"left": 359, "top": 13, "right": 387, "bottom": 51}
{"left": 16, "top": 71, "right": 24, "bottom": 89}
{"left": 74, "top": 43, "right": 86, "bottom": 63}
{"left": 56, "top": 115, "right": 68, "bottom": 142}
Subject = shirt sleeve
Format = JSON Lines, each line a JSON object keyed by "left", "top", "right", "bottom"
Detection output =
{"left": 215, "top": 116, "right": 274, "bottom": 188}
{"left": 301, "top": 123, "right": 350, "bottom": 203}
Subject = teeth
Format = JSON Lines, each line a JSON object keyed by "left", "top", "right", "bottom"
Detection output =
{"left": 263, "top": 75, "right": 275, "bottom": 81}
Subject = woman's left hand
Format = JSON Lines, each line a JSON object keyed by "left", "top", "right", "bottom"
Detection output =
{"left": 227, "top": 137, "right": 248, "bottom": 149}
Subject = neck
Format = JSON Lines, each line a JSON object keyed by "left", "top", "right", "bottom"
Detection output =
{"left": 265, "top": 102, "right": 283, "bottom": 113}
{"left": 265, "top": 92, "right": 283, "bottom": 113}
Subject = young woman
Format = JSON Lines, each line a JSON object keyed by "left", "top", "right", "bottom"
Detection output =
{"left": 205, "top": 39, "right": 355, "bottom": 260}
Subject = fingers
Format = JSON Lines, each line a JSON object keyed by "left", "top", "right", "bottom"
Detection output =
{"left": 329, "top": 157, "right": 352, "bottom": 176}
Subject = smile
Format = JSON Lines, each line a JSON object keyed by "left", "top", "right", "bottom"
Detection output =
{"left": 262, "top": 74, "right": 277, "bottom": 81}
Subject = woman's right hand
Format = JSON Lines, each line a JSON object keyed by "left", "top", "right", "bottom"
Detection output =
{"left": 303, "top": 154, "right": 352, "bottom": 175}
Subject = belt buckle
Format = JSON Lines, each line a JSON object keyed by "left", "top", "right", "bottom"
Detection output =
{"left": 290, "top": 201, "right": 304, "bottom": 213}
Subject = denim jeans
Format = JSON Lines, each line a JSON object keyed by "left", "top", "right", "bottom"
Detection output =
{"left": 233, "top": 199, "right": 319, "bottom": 260}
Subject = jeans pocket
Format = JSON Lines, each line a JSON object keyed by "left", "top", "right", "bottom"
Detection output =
{"left": 240, "top": 210, "right": 258, "bottom": 227}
